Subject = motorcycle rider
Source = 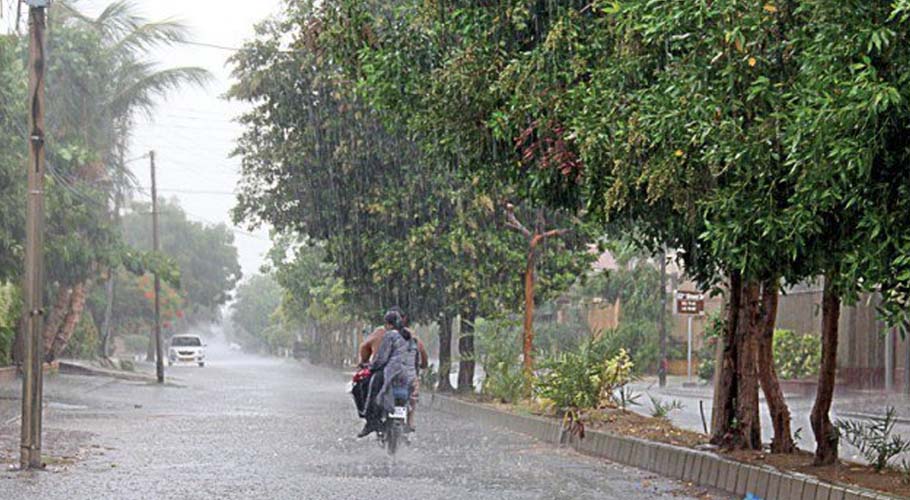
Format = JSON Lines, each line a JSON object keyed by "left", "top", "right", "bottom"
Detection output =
{"left": 357, "top": 310, "right": 421, "bottom": 438}
{"left": 358, "top": 306, "right": 427, "bottom": 432}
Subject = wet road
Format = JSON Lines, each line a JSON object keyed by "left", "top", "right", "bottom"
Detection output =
{"left": 0, "top": 351, "right": 729, "bottom": 499}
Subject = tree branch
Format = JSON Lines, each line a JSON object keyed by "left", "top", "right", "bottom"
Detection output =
{"left": 504, "top": 203, "right": 532, "bottom": 238}
{"left": 541, "top": 228, "right": 571, "bottom": 239}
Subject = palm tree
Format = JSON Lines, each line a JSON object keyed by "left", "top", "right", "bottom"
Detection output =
{"left": 39, "top": 1, "right": 212, "bottom": 360}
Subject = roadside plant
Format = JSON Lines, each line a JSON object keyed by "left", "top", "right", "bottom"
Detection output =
{"left": 836, "top": 408, "right": 910, "bottom": 471}
{"left": 536, "top": 343, "right": 636, "bottom": 411}
{"left": 649, "top": 396, "right": 684, "bottom": 419}
{"left": 901, "top": 459, "right": 910, "bottom": 485}
{"left": 615, "top": 386, "right": 641, "bottom": 410}
{"left": 477, "top": 319, "right": 526, "bottom": 403}
{"left": 773, "top": 330, "right": 822, "bottom": 380}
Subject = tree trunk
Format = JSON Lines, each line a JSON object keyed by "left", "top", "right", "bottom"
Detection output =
{"left": 99, "top": 273, "right": 115, "bottom": 358}
{"left": 811, "top": 275, "right": 840, "bottom": 465}
{"left": 757, "top": 278, "right": 795, "bottom": 453}
{"left": 733, "top": 281, "right": 762, "bottom": 450}
{"left": 42, "top": 286, "right": 72, "bottom": 356}
{"left": 437, "top": 313, "right": 454, "bottom": 392}
{"left": 457, "top": 307, "right": 476, "bottom": 393}
{"left": 522, "top": 246, "right": 536, "bottom": 378}
{"left": 48, "top": 282, "right": 87, "bottom": 361}
{"left": 711, "top": 272, "right": 742, "bottom": 444}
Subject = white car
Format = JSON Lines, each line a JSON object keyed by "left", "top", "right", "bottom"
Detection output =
{"left": 168, "top": 335, "right": 206, "bottom": 367}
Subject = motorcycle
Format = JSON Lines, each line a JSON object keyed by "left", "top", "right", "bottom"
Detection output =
{"left": 376, "top": 386, "right": 410, "bottom": 455}
{"left": 351, "top": 367, "right": 410, "bottom": 455}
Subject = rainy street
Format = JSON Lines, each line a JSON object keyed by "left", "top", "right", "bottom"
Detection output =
{"left": 0, "top": 345, "right": 729, "bottom": 500}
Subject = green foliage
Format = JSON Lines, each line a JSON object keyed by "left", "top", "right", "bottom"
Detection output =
{"left": 837, "top": 408, "right": 910, "bottom": 472}
{"left": 536, "top": 341, "right": 634, "bottom": 412}
{"left": 697, "top": 311, "right": 725, "bottom": 381}
{"left": 61, "top": 313, "right": 99, "bottom": 360}
{"left": 0, "top": 3, "right": 213, "bottom": 362}
{"left": 121, "top": 200, "right": 240, "bottom": 314}
{"left": 476, "top": 318, "right": 525, "bottom": 404}
{"left": 0, "top": 36, "right": 26, "bottom": 284}
{"left": 0, "top": 284, "right": 20, "bottom": 366}
{"left": 773, "top": 330, "right": 822, "bottom": 380}
{"left": 540, "top": 245, "right": 670, "bottom": 372}
{"left": 0, "top": 325, "right": 14, "bottom": 367}
{"left": 230, "top": 274, "right": 285, "bottom": 349}
{"left": 229, "top": 0, "right": 595, "bottom": 333}
{"left": 649, "top": 396, "right": 684, "bottom": 419}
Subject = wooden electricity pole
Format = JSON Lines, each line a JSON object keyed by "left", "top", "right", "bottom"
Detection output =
{"left": 150, "top": 151, "right": 164, "bottom": 384}
{"left": 20, "top": 0, "right": 48, "bottom": 470}
{"left": 505, "top": 204, "right": 570, "bottom": 379}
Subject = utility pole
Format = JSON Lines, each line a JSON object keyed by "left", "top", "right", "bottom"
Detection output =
{"left": 658, "top": 249, "right": 668, "bottom": 387}
{"left": 20, "top": 0, "right": 48, "bottom": 470}
{"left": 150, "top": 151, "right": 164, "bottom": 384}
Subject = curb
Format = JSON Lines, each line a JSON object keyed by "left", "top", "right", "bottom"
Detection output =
{"left": 0, "top": 362, "right": 59, "bottom": 383}
{"left": 58, "top": 361, "right": 157, "bottom": 382}
{"left": 0, "top": 366, "right": 17, "bottom": 384}
{"left": 433, "top": 395, "right": 895, "bottom": 500}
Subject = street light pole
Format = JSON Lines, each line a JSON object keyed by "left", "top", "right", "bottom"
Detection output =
{"left": 150, "top": 151, "right": 164, "bottom": 384}
{"left": 20, "top": 0, "right": 49, "bottom": 470}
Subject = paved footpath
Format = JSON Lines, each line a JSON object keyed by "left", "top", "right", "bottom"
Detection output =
{"left": 0, "top": 349, "right": 730, "bottom": 500}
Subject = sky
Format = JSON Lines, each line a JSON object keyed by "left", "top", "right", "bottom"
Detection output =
{"left": 78, "top": 0, "right": 286, "bottom": 278}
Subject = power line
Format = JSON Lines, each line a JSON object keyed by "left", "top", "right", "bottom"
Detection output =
{"left": 179, "top": 40, "right": 296, "bottom": 55}
{"left": 138, "top": 187, "right": 237, "bottom": 196}
{"left": 180, "top": 40, "right": 244, "bottom": 52}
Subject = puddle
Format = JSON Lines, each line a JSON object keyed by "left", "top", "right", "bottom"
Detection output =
{"left": 47, "top": 402, "right": 89, "bottom": 411}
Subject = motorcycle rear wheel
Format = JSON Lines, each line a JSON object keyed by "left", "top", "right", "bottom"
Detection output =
{"left": 386, "top": 421, "right": 400, "bottom": 455}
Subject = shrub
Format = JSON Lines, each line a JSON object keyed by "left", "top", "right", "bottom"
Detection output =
{"left": 649, "top": 395, "right": 684, "bottom": 419}
{"left": 773, "top": 329, "right": 821, "bottom": 380}
{"left": 0, "top": 284, "right": 21, "bottom": 366}
{"left": 61, "top": 314, "right": 100, "bottom": 360}
{"left": 837, "top": 408, "right": 910, "bottom": 471}
{"left": 535, "top": 339, "right": 635, "bottom": 411}
{"left": 0, "top": 325, "right": 14, "bottom": 366}
{"left": 476, "top": 318, "right": 526, "bottom": 403}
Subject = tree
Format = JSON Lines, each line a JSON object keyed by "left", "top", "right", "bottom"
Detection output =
{"left": 229, "top": 0, "right": 594, "bottom": 390}
{"left": 111, "top": 198, "right": 240, "bottom": 358}
{"left": 230, "top": 274, "right": 286, "bottom": 353}
{"left": 0, "top": 35, "right": 26, "bottom": 284}
{"left": 0, "top": 1, "right": 212, "bottom": 361}
{"left": 774, "top": 0, "right": 910, "bottom": 464}
{"left": 121, "top": 199, "right": 241, "bottom": 313}
{"left": 504, "top": 204, "right": 571, "bottom": 379}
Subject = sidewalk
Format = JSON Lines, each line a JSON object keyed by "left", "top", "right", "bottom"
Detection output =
{"left": 630, "top": 375, "right": 910, "bottom": 464}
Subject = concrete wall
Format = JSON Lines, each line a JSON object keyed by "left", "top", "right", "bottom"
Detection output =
{"left": 777, "top": 286, "right": 893, "bottom": 390}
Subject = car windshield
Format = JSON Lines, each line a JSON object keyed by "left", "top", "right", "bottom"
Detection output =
{"left": 171, "top": 337, "right": 201, "bottom": 347}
